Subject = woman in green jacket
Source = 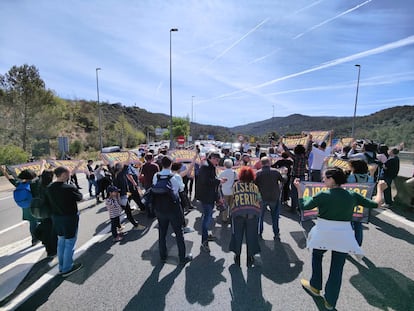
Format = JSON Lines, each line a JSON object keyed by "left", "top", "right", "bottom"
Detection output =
{"left": 293, "top": 167, "right": 386, "bottom": 310}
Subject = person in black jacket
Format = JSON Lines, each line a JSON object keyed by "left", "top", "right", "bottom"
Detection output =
{"left": 382, "top": 148, "right": 400, "bottom": 207}
{"left": 45, "top": 166, "right": 83, "bottom": 277}
{"left": 195, "top": 152, "right": 225, "bottom": 253}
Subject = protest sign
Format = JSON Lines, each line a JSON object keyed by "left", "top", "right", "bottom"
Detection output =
{"left": 46, "top": 159, "right": 87, "bottom": 173}
{"left": 299, "top": 182, "right": 375, "bottom": 223}
{"left": 100, "top": 151, "right": 141, "bottom": 166}
{"left": 6, "top": 161, "right": 51, "bottom": 180}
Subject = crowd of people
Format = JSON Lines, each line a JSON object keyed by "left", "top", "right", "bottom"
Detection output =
{"left": 1, "top": 134, "right": 402, "bottom": 308}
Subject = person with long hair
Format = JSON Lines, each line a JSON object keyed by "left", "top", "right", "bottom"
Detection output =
{"left": 294, "top": 167, "right": 386, "bottom": 310}
{"left": 229, "top": 166, "right": 262, "bottom": 267}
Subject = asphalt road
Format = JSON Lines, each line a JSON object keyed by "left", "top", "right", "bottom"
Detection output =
{"left": 0, "top": 170, "right": 413, "bottom": 310}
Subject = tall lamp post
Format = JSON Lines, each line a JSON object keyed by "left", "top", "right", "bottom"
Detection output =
{"left": 169, "top": 28, "right": 178, "bottom": 150}
{"left": 351, "top": 64, "right": 361, "bottom": 140}
{"left": 191, "top": 95, "right": 195, "bottom": 141}
{"left": 96, "top": 67, "right": 102, "bottom": 151}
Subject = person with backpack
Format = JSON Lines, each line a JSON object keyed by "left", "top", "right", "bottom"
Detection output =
{"left": 30, "top": 169, "right": 57, "bottom": 257}
{"left": 152, "top": 155, "right": 192, "bottom": 265}
{"left": 347, "top": 159, "right": 374, "bottom": 246}
{"left": 1, "top": 166, "right": 40, "bottom": 246}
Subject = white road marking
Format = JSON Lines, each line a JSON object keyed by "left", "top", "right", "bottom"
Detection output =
{"left": 1, "top": 222, "right": 112, "bottom": 311}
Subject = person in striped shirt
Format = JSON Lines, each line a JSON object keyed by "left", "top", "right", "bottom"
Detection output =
{"left": 106, "top": 185, "right": 124, "bottom": 242}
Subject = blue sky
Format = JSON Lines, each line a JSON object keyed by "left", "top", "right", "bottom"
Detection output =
{"left": 1, "top": 0, "right": 413, "bottom": 127}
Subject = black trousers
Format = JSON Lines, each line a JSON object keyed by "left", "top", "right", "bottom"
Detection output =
{"left": 156, "top": 211, "right": 186, "bottom": 261}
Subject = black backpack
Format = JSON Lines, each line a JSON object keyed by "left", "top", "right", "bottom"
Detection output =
{"left": 151, "top": 174, "right": 180, "bottom": 213}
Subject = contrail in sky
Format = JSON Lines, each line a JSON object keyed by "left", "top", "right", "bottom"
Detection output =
{"left": 201, "top": 18, "right": 269, "bottom": 71}
{"left": 294, "top": 0, "right": 373, "bottom": 40}
{"left": 265, "top": 71, "right": 414, "bottom": 96}
{"left": 202, "top": 35, "right": 414, "bottom": 102}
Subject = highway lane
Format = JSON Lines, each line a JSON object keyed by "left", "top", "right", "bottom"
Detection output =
{"left": 9, "top": 201, "right": 414, "bottom": 311}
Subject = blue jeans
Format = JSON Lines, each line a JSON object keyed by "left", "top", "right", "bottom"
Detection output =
{"left": 351, "top": 221, "right": 363, "bottom": 246}
{"left": 52, "top": 214, "right": 79, "bottom": 273}
{"left": 259, "top": 200, "right": 280, "bottom": 236}
{"left": 310, "top": 249, "right": 347, "bottom": 308}
{"left": 201, "top": 203, "right": 214, "bottom": 243}
{"left": 88, "top": 178, "right": 98, "bottom": 196}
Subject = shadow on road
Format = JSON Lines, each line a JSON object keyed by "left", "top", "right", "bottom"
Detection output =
{"left": 229, "top": 264, "right": 272, "bottom": 310}
{"left": 260, "top": 240, "right": 304, "bottom": 284}
{"left": 370, "top": 214, "right": 414, "bottom": 246}
{"left": 185, "top": 253, "right": 226, "bottom": 306}
{"left": 348, "top": 256, "right": 414, "bottom": 311}
{"left": 124, "top": 263, "right": 185, "bottom": 311}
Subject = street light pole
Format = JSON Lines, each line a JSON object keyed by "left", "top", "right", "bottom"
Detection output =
{"left": 351, "top": 64, "right": 361, "bottom": 140}
{"left": 169, "top": 28, "right": 178, "bottom": 150}
{"left": 191, "top": 95, "right": 194, "bottom": 141}
{"left": 96, "top": 67, "right": 102, "bottom": 151}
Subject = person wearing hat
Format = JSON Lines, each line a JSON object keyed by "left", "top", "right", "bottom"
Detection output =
{"left": 105, "top": 186, "right": 124, "bottom": 242}
{"left": 0, "top": 165, "right": 41, "bottom": 246}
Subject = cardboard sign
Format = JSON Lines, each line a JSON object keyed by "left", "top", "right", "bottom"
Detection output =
{"left": 325, "top": 156, "right": 350, "bottom": 171}
{"left": 300, "top": 182, "right": 375, "bottom": 223}
{"left": 6, "top": 161, "right": 51, "bottom": 180}
{"left": 168, "top": 149, "right": 197, "bottom": 163}
{"left": 100, "top": 151, "right": 141, "bottom": 166}
{"left": 282, "top": 130, "right": 331, "bottom": 149}
{"left": 46, "top": 159, "right": 87, "bottom": 174}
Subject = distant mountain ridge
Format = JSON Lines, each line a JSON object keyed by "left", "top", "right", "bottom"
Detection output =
{"left": 102, "top": 103, "right": 413, "bottom": 149}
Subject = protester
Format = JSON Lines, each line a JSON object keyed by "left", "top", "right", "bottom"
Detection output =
{"left": 294, "top": 167, "right": 387, "bottom": 310}
{"left": 195, "top": 152, "right": 225, "bottom": 253}
{"left": 218, "top": 159, "right": 237, "bottom": 223}
{"left": 32, "top": 169, "right": 57, "bottom": 257}
{"left": 105, "top": 185, "right": 124, "bottom": 242}
{"left": 381, "top": 148, "right": 400, "bottom": 208}
{"left": 309, "top": 141, "right": 331, "bottom": 182}
{"left": 45, "top": 166, "right": 83, "bottom": 277}
{"left": 255, "top": 157, "right": 285, "bottom": 241}
{"left": 86, "top": 160, "right": 99, "bottom": 203}
{"left": 152, "top": 156, "right": 192, "bottom": 265}
{"left": 347, "top": 159, "right": 374, "bottom": 246}
{"left": 140, "top": 153, "right": 160, "bottom": 190}
{"left": 1, "top": 166, "right": 41, "bottom": 246}
{"left": 229, "top": 166, "right": 261, "bottom": 267}
{"left": 113, "top": 162, "right": 146, "bottom": 231}
{"left": 281, "top": 136, "right": 312, "bottom": 212}
{"left": 273, "top": 151, "right": 294, "bottom": 207}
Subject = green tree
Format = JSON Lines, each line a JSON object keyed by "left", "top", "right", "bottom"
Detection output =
{"left": 0, "top": 144, "right": 29, "bottom": 165}
{"left": 0, "top": 64, "right": 55, "bottom": 151}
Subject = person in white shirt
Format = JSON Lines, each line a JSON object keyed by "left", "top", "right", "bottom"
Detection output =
{"left": 218, "top": 159, "right": 237, "bottom": 223}
{"left": 310, "top": 141, "right": 331, "bottom": 182}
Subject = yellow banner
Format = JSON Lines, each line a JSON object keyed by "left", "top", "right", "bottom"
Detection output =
{"left": 6, "top": 161, "right": 51, "bottom": 179}
{"left": 46, "top": 159, "right": 87, "bottom": 173}
{"left": 168, "top": 149, "right": 197, "bottom": 162}
{"left": 100, "top": 151, "right": 141, "bottom": 166}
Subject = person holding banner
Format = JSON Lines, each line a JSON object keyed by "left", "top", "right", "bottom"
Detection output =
{"left": 294, "top": 167, "right": 386, "bottom": 310}
{"left": 281, "top": 136, "right": 312, "bottom": 213}
{"left": 347, "top": 159, "right": 374, "bottom": 246}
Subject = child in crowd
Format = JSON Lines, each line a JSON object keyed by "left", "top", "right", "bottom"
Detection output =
{"left": 106, "top": 185, "right": 124, "bottom": 242}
